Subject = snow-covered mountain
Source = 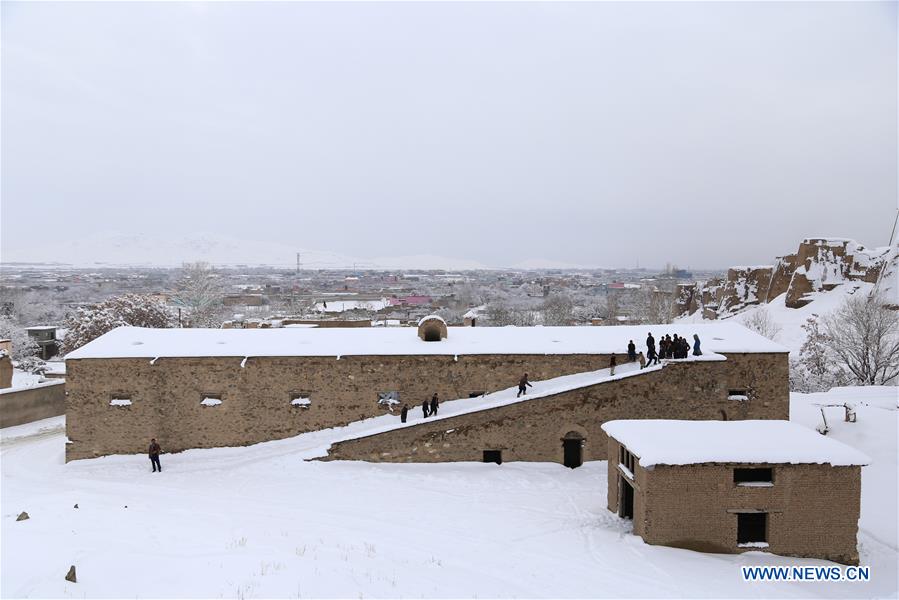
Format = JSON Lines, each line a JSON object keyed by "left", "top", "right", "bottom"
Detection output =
{"left": 0, "top": 232, "right": 490, "bottom": 271}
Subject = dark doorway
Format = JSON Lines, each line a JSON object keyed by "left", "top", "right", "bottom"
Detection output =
{"left": 737, "top": 513, "right": 767, "bottom": 544}
{"left": 619, "top": 478, "right": 634, "bottom": 519}
{"left": 563, "top": 439, "right": 583, "bottom": 468}
{"left": 483, "top": 450, "right": 502, "bottom": 465}
{"left": 562, "top": 431, "right": 584, "bottom": 468}
{"left": 423, "top": 326, "right": 442, "bottom": 342}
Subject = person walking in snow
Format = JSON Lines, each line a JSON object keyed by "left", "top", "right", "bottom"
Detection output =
{"left": 430, "top": 393, "right": 439, "bottom": 416}
{"left": 692, "top": 334, "right": 702, "bottom": 356}
{"left": 627, "top": 340, "right": 636, "bottom": 362}
{"left": 609, "top": 355, "right": 617, "bottom": 376}
{"left": 401, "top": 404, "right": 409, "bottom": 423}
{"left": 518, "top": 373, "right": 533, "bottom": 397}
{"left": 148, "top": 438, "right": 162, "bottom": 473}
{"left": 646, "top": 345, "right": 659, "bottom": 366}
{"left": 658, "top": 336, "right": 668, "bottom": 360}
{"left": 638, "top": 351, "right": 646, "bottom": 369}
{"left": 422, "top": 399, "right": 430, "bottom": 418}
{"left": 646, "top": 333, "right": 655, "bottom": 357}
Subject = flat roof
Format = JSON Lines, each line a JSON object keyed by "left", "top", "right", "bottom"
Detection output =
{"left": 601, "top": 420, "right": 870, "bottom": 467}
{"left": 65, "top": 322, "right": 788, "bottom": 360}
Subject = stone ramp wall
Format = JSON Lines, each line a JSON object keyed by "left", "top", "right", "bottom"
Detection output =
{"left": 323, "top": 353, "right": 788, "bottom": 464}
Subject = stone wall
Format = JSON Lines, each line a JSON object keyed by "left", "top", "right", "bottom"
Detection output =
{"left": 0, "top": 380, "right": 67, "bottom": 428}
{"left": 65, "top": 352, "right": 618, "bottom": 461}
{"left": 606, "top": 436, "right": 860, "bottom": 564}
{"left": 0, "top": 354, "right": 12, "bottom": 389}
{"left": 324, "top": 353, "right": 788, "bottom": 464}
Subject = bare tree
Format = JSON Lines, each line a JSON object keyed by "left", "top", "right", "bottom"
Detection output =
{"left": 541, "top": 295, "right": 574, "bottom": 326}
{"left": 0, "top": 316, "right": 40, "bottom": 360}
{"left": 173, "top": 262, "right": 227, "bottom": 327}
{"left": 789, "top": 315, "right": 847, "bottom": 393}
{"left": 61, "top": 294, "right": 175, "bottom": 354}
{"left": 605, "top": 292, "right": 620, "bottom": 323}
{"left": 637, "top": 288, "right": 675, "bottom": 324}
{"left": 485, "top": 301, "right": 537, "bottom": 327}
{"left": 821, "top": 293, "right": 899, "bottom": 385}
{"left": 740, "top": 306, "right": 782, "bottom": 341}
{"left": 6, "top": 290, "right": 67, "bottom": 326}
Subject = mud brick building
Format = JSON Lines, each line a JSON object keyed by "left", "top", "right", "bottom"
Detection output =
{"left": 64, "top": 319, "right": 789, "bottom": 462}
{"left": 602, "top": 420, "right": 868, "bottom": 565}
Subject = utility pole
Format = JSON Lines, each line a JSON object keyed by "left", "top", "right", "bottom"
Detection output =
{"left": 296, "top": 252, "right": 300, "bottom": 275}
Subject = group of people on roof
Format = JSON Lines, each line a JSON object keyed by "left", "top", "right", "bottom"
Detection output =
{"left": 627, "top": 332, "right": 702, "bottom": 368}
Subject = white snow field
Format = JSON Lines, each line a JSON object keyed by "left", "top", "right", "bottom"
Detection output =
{"left": 2, "top": 388, "right": 896, "bottom": 598}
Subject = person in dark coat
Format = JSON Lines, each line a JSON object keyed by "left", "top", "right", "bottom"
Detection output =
{"left": 646, "top": 333, "right": 655, "bottom": 356}
{"left": 671, "top": 335, "right": 680, "bottom": 358}
{"left": 609, "top": 355, "right": 617, "bottom": 376}
{"left": 400, "top": 404, "right": 409, "bottom": 423}
{"left": 518, "top": 373, "right": 533, "bottom": 397}
{"left": 430, "top": 393, "right": 439, "bottom": 416}
{"left": 422, "top": 399, "right": 430, "bottom": 418}
{"left": 658, "top": 337, "right": 668, "bottom": 360}
{"left": 693, "top": 334, "right": 702, "bottom": 356}
{"left": 149, "top": 438, "right": 162, "bottom": 473}
{"left": 666, "top": 335, "right": 674, "bottom": 358}
{"left": 627, "top": 341, "right": 637, "bottom": 362}
{"left": 647, "top": 345, "right": 659, "bottom": 366}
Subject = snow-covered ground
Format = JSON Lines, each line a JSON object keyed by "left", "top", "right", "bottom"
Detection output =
{"left": 9, "top": 368, "right": 49, "bottom": 389}
{"left": 2, "top": 388, "right": 896, "bottom": 598}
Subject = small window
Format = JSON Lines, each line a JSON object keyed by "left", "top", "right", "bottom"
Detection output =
{"left": 377, "top": 391, "right": 400, "bottom": 410}
{"left": 728, "top": 389, "right": 749, "bottom": 401}
{"left": 469, "top": 391, "right": 485, "bottom": 398}
{"left": 200, "top": 394, "right": 222, "bottom": 407}
{"left": 110, "top": 396, "right": 132, "bottom": 407}
{"left": 737, "top": 512, "right": 768, "bottom": 545}
{"left": 483, "top": 450, "right": 502, "bottom": 464}
{"left": 734, "top": 468, "right": 773, "bottom": 486}
{"left": 290, "top": 393, "right": 312, "bottom": 409}
{"left": 620, "top": 446, "right": 636, "bottom": 473}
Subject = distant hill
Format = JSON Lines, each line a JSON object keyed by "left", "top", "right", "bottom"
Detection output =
{"left": 0, "top": 232, "right": 491, "bottom": 271}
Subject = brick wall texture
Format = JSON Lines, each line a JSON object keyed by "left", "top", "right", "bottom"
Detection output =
{"left": 66, "top": 352, "right": 787, "bottom": 461}
{"left": 323, "top": 353, "right": 788, "bottom": 463}
{"left": 606, "top": 438, "right": 862, "bottom": 564}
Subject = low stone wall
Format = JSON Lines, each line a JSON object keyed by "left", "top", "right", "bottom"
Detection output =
{"left": 0, "top": 381, "right": 66, "bottom": 428}
{"left": 324, "top": 353, "right": 789, "bottom": 464}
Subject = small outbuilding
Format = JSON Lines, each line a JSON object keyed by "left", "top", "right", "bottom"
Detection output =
{"left": 601, "top": 419, "right": 869, "bottom": 565}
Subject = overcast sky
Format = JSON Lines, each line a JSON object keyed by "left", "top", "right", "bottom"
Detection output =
{"left": 1, "top": 1, "right": 896, "bottom": 269}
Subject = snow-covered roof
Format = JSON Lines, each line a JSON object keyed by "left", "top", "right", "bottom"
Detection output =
{"left": 601, "top": 420, "right": 870, "bottom": 467}
{"left": 417, "top": 314, "right": 446, "bottom": 327}
{"left": 65, "top": 322, "right": 787, "bottom": 360}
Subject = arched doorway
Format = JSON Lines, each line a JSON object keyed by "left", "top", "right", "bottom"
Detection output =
{"left": 561, "top": 431, "right": 584, "bottom": 469}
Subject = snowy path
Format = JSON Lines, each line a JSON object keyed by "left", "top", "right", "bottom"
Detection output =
{"left": 1, "top": 389, "right": 896, "bottom": 598}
